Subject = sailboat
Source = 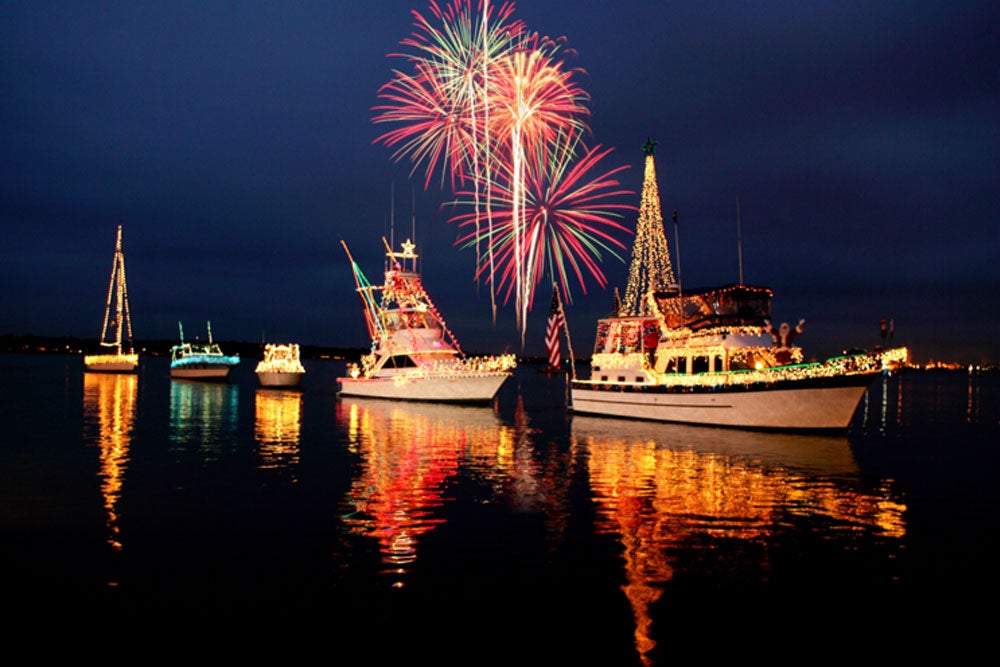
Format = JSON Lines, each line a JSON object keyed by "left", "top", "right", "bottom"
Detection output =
{"left": 84, "top": 223, "right": 139, "bottom": 373}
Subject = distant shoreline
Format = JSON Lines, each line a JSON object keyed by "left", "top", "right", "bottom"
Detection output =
{"left": 0, "top": 333, "right": 553, "bottom": 366}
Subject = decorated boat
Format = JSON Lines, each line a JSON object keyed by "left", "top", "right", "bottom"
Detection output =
{"left": 337, "top": 237, "right": 516, "bottom": 403}
{"left": 255, "top": 342, "right": 306, "bottom": 387}
{"left": 170, "top": 321, "right": 239, "bottom": 381}
{"left": 84, "top": 223, "right": 139, "bottom": 373}
{"left": 569, "top": 140, "right": 908, "bottom": 431}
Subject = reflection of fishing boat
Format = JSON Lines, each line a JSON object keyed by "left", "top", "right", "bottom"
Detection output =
{"left": 336, "top": 238, "right": 516, "bottom": 403}
{"left": 170, "top": 321, "right": 239, "bottom": 380}
{"left": 570, "top": 142, "right": 908, "bottom": 431}
{"left": 571, "top": 413, "right": 860, "bottom": 474}
{"left": 84, "top": 223, "right": 138, "bottom": 373}
{"left": 337, "top": 395, "right": 507, "bottom": 587}
{"left": 255, "top": 343, "right": 305, "bottom": 387}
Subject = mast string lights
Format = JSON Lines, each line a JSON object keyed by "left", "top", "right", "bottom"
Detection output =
{"left": 622, "top": 140, "right": 675, "bottom": 316}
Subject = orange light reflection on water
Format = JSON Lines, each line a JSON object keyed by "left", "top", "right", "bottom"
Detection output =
{"left": 571, "top": 416, "right": 907, "bottom": 666}
{"left": 338, "top": 397, "right": 518, "bottom": 587}
{"left": 82, "top": 372, "right": 137, "bottom": 551}
{"left": 254, "top": 388, "right": 302, "bottom": 476}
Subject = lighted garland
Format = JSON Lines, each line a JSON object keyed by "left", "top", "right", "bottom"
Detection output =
{"left": 622, "top": 143, "right": 675, "bottom": 316}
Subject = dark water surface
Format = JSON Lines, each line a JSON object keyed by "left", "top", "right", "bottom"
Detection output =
{"left": 2, "top": 354, "right": 997, "bottom": 662}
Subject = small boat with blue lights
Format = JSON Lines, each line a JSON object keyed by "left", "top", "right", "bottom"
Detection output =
{"left": 255, "top": 342, "right": 306, "bottom": 387}
{"left": 569, "top": 140, "right": 908, "bottom": 430}
{"left": 170, "top": 321, "right": 239, "bottom": 381}
{"left": 336, "top": 237, "right": 516, "bottom": 403}
{"left": 84, "top": 223, "right": 139, "bottom": 373}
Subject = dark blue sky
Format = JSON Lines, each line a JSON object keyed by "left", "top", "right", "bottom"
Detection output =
{"left": 2, "top": 1, "right": 997, "bottom": 365}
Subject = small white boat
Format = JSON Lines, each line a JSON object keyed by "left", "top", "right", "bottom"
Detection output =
{"left": 84, "top": 223, "right": 139, "bottom": 373}
{"left": 336, "top": 237, "right": 516, "bottom": 403}
{"left": 255, "top": 343, "right": 306, "bottom": 387}
{"left": 569, "top": 142, "right": 908, "bottom": 431}
{"left": 170, "top": 321, "right": 239, "bottom": 381}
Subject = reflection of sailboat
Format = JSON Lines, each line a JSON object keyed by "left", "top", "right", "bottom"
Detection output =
{"left": 254, "top": 388, "right": 302, "bottom": 471}
{"left": 82, "top": 371, "right": 137, "bottom": 550}
{"left": 570, "top": 414, "right": 907, "bottom": 666}
{"left": 337, "top": 397, "right": 512, "bottom": 585}
{"left": 84, "top": 223, "right": 138, "bottom": 372}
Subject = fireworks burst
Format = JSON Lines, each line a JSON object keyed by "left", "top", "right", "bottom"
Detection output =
{"left": 373, "top": 0, "right": 634, "bottom": 344}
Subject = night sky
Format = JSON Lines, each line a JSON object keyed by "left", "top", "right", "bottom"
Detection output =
{"left": 2, "top": 1, "right": 997, "bottom": 365}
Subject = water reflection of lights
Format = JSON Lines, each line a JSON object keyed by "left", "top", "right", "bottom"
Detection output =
{"left": 571, "top": 415, "right": 907, "bottom": 667}
{"left": 337, "top": 397, "right": 516, "bottom": 588}
{"left": 254, "top": 388, "right": 302, "bottom": 475}
{"left": 169, "top": 380, "right": 239, "bottom": 459}
{"left": 82, "top": 371, "right": 137, "bottom": 550}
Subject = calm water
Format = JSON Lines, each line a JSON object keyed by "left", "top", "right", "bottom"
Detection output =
{"left": 2, "top": 353, "right": 998, "bottom": 662}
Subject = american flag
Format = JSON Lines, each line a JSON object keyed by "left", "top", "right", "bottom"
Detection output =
{"left": 546, "top": 285, "right": 565, "bottom": 370}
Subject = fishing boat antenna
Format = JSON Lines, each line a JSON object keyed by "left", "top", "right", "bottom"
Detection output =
{"left": 736, "top": 197, "right": 744, "bottom": 285}
{"left": 672, "top": 209, "right": 682, "bottom": 293}
{"left": 207, "top": 320, "right": 213, "bottom": 344}
{"left": 178, "top": 321, "right": 184, "bottom": 343}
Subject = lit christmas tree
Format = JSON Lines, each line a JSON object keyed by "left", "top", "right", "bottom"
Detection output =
{"left": 621, "top": 138, "right": 676, "bottom": 316}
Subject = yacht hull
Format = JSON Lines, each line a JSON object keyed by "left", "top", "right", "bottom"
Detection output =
{"left": 338, "top": 372, "right": 510, "bottom": 403}
{"left": 570, "top": 374, "right": 876, "bottom": 431}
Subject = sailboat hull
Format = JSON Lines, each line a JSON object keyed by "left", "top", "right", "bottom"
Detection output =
{"left": 84, "top": 354, "right": 139, "bottom": 373}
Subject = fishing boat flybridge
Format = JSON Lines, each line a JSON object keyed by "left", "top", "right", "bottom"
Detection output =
{"left": 84, "top": 223, "right": 139, "bottom": 373}
{"left": 569, "top": 140, "right": 908, "bottom": 431}
{"left": 336, "top": 237, "right": 516, "bottom": 403}
{"left": 170, "top": 321, "right": 240, "bottom": 381}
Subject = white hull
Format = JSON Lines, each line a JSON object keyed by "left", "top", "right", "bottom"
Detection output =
{"left": 570, "top": 381, "right": 873, "bottom": 430}
{"left": 170, "top": 366, "right": 233, "bottom": 381}
{"left": 338, "top": 372, "right": 509, "bottom": 403}
{"left": 257, "top": 371, "right": 303, "bottom": 387}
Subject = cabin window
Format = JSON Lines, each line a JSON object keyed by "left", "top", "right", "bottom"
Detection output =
{"left": 634, "top": 376, "right": 644, "bottom": 383}
{"left": 617, "top": 376, "right": 626, "bottom": 382}
{"left": 691, "top": 356, "right": 711, "bottom": 374}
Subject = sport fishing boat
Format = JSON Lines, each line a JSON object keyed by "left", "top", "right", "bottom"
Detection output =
{"left": 255, "top": 342, "right": 306, "bottom": 387}
{"left": 336, "top": 237, "right": 516, "bottom": 403}
{"left": 170, "top": 321, "right": 240, "bottom": 380}
{"left": 569, "top": 141, "right": 908, "bottom": 431}
{"left": 84, "top": 223, "right": 139, "bottom": 373}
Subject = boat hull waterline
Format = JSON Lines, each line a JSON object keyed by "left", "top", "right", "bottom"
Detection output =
{"left": 571, "top": 373, "right": 876, "bottom": 430}
{"left": 84, "top": 354, "right": 139, "bottom": 373}
{"left": 257, "top": 371, "right": 304, "bottom": 388}
{"left": 170, "top": 365, "right": 234, "bottom": 381}
{"left": 338, "top": 372, "right": 509, "bottom": 403}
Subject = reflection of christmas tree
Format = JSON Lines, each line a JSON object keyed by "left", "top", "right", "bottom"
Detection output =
{"left": 622, "top": 138, "right": 675, "bottom": 316}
